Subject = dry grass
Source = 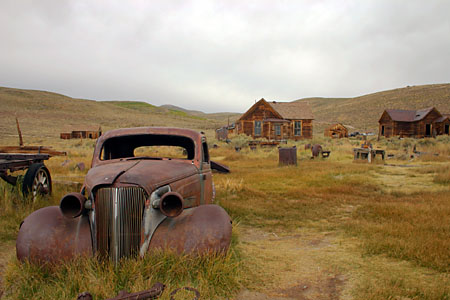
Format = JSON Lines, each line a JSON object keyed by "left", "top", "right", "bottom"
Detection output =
{"left": 1, "top": 130, "right": 450, "bottom": 299}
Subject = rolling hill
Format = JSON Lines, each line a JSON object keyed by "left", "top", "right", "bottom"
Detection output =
{"left": 0, "top": 87, "right": 236, "bottom": 141}
{"left": 1, "top": 83, "right": 449, "bottom": 142}
{"left": 296, "top": 83, "right": 450, "bottom": 132}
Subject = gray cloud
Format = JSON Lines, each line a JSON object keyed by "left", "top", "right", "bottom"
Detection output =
{"left": 1, "top": 0, "right": 449, "bottom": 112}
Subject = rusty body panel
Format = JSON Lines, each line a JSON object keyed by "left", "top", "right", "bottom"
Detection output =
{"left": 17, "top": 127, "right": 231, "bottom": 264}
{"left": 16, "top": 206, "right": 92, "bottom": 263}
{"left": 149, "top": 205, "right": 232, "bottom": 254}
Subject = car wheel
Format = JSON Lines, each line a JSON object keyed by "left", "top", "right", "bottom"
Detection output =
{"left": 22, "top": 163, "right": 52, "bottom": 201}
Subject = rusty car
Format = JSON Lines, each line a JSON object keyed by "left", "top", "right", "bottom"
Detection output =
{"left": 17, "top": 127, "right": 232, "bottom": 264}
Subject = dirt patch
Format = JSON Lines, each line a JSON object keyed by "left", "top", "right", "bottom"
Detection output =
{"left": 237, "top": 226, "right": 348, "bottom": 300}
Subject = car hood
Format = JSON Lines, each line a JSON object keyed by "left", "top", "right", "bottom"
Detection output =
{"left": 85, "top": 159, "right": 199, "bottom": 194}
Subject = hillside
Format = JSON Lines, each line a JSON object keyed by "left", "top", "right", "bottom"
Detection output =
{"left": 160, "top": 104, "right": 240, "bottom": 121}
{"left": 1, "top": 84, "right": 449, "bottom": 142}
{"left": 0, "top": 87, "right": 230, "bottom": 141}
{"left": 296, "top": 83, "right": 450, "bottom": 133}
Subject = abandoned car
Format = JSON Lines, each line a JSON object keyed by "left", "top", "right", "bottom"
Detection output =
{"left": 17, "top": 127, "right": 232, "bottom": 264}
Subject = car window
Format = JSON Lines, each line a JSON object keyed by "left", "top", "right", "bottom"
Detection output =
{"left": 100, "top": 134, "right": 195, "bottom": 160}
{"left": 134, "top": 146, "right": 188, "bottom": 159}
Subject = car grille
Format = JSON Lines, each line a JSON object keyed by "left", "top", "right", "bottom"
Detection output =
{"left": 95, "top": 187, "right": 146, "bottom": 262}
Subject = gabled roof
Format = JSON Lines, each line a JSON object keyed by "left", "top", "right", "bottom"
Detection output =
{"left": 384, "top": 107, "right": 439, "bottom": 122}
{"left": 269, "top": 101, "right": 314, "bottom": 120}
{"left": 325, "top": 123, "right": 347, "bottom": 131}
{"left": 435, "top": 114, "right": 450, "bottom": 123}
{"left": 239, "top": 98, "right": 314, "bottom": 121}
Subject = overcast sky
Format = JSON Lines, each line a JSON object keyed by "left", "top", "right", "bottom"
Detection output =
{"left": 1, "top": 0, "right": 449, "bottom": 113}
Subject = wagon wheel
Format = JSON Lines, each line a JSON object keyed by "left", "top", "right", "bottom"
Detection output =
{"left": 22, "top": 163, "right": 52, "bottom": 200}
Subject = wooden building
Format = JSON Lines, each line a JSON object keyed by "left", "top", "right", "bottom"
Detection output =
{"left": 378, "top": 107, "right": 446, "bottom": 138}
{"left": 60, "top": 126, "right": 102, "bottom": 139}
{"left": 236, "top": 99, "right": 313, "bottom": 140}
{"left": 435, "top": 114, "right": 450, "bottom": 135}
{"left": 324, "top": 123, "right": 348, "bottom": 138}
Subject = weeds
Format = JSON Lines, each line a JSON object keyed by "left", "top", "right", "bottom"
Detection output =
{"left": 1, "top": 135, "right": 450, "bottom": 299}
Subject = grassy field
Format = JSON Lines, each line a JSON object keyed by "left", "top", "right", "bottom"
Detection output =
{"left": 0, "top": 133, "right": 450, "bottom": 299}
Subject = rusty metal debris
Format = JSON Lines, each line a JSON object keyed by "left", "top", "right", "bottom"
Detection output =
{"left": 17, "top": 127, "right": 232, "bottom": 265}
{"left": 310, "top": 145, "right": 331, "bottom": 159}
{"left": 278, "top": 146, "right": 297, "bottom": 166}
{"left": 77, "top": 282, "right": 165, "bottom": 300}
{"left": 170, "top": 286, "right": 200, "bottom": 300}
{"left": 211, "top": 160, "right": 230, "bottom": 173}
{"left": 311, "top": 144, "right": 322, "bottom": 158}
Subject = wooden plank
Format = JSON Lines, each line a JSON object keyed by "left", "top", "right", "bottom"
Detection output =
{"left": 0, "top": 146, "right": 66, "bottom": 156}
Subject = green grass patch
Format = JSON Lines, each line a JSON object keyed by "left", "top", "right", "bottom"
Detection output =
{"left": 104, "top": 101, "right": 157, "bottom": 110}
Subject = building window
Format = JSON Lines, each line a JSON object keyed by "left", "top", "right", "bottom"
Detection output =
{"left": 275, "top": 124, "right": 281, "bottom": 136}
{"left": 254, "top": 121, "right": 262, "bottom": 136}
{"left": 294, "top": 121, "right": 302, "bottom": 136}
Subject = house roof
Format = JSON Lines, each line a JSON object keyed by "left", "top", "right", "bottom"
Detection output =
{"left": 238, "top": 98, "right": 314, "bottom": 121}
{"left": 384, "top": 107, "right": 438, "bottom": 122}
{"left": 268, "top": 101, "right": 314, "bottom": 120}
{"left": 326, "top": 123, "right": 347, "bottom": 131}
{"left": 435, "top": 114, "right": 450, "bottom": 123}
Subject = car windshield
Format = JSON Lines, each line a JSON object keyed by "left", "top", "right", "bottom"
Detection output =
{"left": 100, "top": 134, "right": 195, "bottom": 161}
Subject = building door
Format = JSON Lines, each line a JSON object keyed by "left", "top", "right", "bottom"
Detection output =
{"left": 381, "top": 126, "right": 385, "bottom": 136}
{"left": 445, "top": 124, "right": 449, "bottom": 135}
{"left": 425, "top": 124, "right": 432, "bottom": 136}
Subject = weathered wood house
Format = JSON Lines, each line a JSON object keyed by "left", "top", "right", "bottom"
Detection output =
{"left": 236, "top": 99, "right": 313, "bottom": 140}
{"left": 324, "top": 123, "right": 348, "bottom": 138}
{"left": 378, "top": 107, "right": 447, "bottom": 138}
{"left": 435, "top": 114, "right": 450, "bottom": 136}
{"left": 60, "top": 126, "right": 102, "bottom": 139}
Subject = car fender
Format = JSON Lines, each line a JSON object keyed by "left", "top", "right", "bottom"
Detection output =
{"left": 16, "top": 206, "right": 93, "bottom": 263}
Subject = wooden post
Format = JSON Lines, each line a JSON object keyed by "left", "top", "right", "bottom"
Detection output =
{"left": 15, "top": 117, "right": 23, "bottom": 147}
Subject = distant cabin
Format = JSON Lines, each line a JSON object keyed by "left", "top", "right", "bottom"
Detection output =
{"left": 324, "top": 123, "right": 348, "bottom": 138}
{"left": 60, "top": 126, "right": 102, "bottom": 139}
{"left": 435, "top": 114, "right": 450, "bottom": 135}
{"left": 236, "top": 98, "right": 313, "bottom": 140}
{"left": 378, "top": 107, "right": 449, "bottom": 138}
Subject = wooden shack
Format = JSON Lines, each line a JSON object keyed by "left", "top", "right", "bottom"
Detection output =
{"left": 435, "top": 114, "right": 450, "bottom": 135}
{"left": 378, "top": 107, "right": 443, "bottom": 138}
{"left": 324, "top": 123, "right": 348, "bottom": 138}
{"left": 236, "top": 99, "right": 313, "bottom": 140}
{"left": 60, "top": 126, "right": 102, "bottom": 139}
